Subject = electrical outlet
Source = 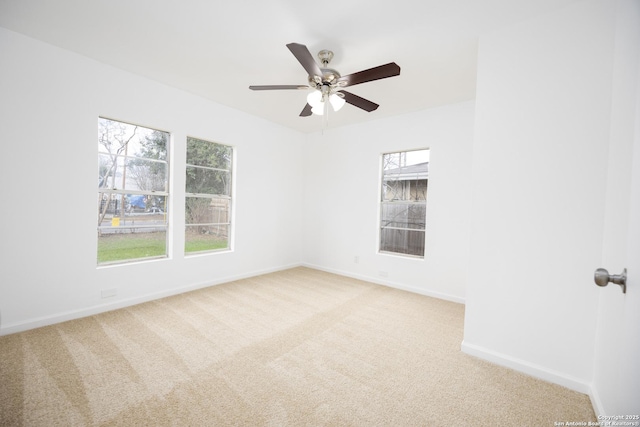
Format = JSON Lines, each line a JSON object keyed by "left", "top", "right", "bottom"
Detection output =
{"left": 354, "top": 256, "right": 360, "bottom": 264}
{"left": 379, "top": 271, "right": 388, "bottom": 277}
{"left": 101, "top": 288, "right": 117, "bottom": 299}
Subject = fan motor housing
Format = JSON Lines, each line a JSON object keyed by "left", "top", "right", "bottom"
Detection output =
{"left": 308, "top": 68, "right": 341, "bottom": 89}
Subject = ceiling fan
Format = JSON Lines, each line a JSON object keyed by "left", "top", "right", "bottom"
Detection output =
{"left": 249, "top": 43, "right": 401, "bottom": 117}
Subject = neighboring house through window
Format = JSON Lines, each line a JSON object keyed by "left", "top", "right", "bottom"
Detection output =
{"left": 185, "top": 137, "right": 233, "bottom": 254}
{"left": 97, "top": 117, "right": 170, "bottom": 265}
{"left": 379, "top": 149, "right": 429, "bottom": 257}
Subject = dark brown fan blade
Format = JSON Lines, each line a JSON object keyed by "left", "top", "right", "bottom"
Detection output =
{"left": 286, "top": 43, "right": 323, "bottom": 77}
{"left": 338, "top": 90, "right": 379, "bottom": 112}
{"left": 300, "top": 103, "right": 313, "bottom": 117}
{"left": 337, "top": 62, "right": 400, "bottom": 87}
{"left": 249, "top": 85, "right": 308, "bottom": 90}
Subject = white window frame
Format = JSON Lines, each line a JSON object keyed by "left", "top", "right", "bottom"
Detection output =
{"left": 184, "top": 137, "right": 233, "bottom": 255}
{"left": 97, "top": 117, "right": 170, "bottom": 265}
{"left": 378, "top": 148, "right": 429, "bottom": 258}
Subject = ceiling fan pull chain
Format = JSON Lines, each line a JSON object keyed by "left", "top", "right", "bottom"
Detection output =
{"left": 323, "top": 100, "right": 329, "bottom": 129}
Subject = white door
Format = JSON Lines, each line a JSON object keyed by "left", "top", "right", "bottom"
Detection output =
{"left": 618, "top": 75, "right": 640, "bottom": 409}
{"left": 618, "top": 194, "right": 640, "bottom": 409}
{"left": 592, "top": 2, "right": 640, "bottom": 412}
{"left": 610, "top": 113, "right": 640, "bottom": 413}
{"left": 608, "top": 132, "right": 640, "bottom": 413}
{"left": 592, "top": 112, "right": 640, "bottom": 415}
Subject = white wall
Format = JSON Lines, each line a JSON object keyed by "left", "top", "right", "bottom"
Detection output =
{"left": 463, "top": 0, "right": 618, "bottom": 393}
{"left": 302, "top": 102, "right": 475, "bottom": 303}
{"left": 0, "top": 27, "right": 304, "bottom": 334}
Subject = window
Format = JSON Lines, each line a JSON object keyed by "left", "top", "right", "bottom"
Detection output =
{"left": 379, "top": 149, "right": 429, "bottom": 257}
{"left": 185, "top": 137, "right": 233, "bottom": 254}
{"left": 97, "top": 118, "right": 170, "bottom": 265}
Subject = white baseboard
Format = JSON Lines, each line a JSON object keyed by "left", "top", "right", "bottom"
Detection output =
{"left": 461, "top": 340, "right": 593, "bottom": 395}
{"left": 0, "top": 263, "right": 302, "bottom": 336}
{"left": 301, "top": 262, "right": 465, "bottom": 305}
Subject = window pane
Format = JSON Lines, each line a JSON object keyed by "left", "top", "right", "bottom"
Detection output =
{"left": 98, "top": 154, "right": 167, "bottom": 192}
{"left": 187, "top": 137, "right": 232, "bottom": 169}
{"left": 98, "top": 230, "right": 167, "bottom": 264}
{"left": 380, "top": 228, "right": 425, "bottom": 256}
{"left": 98, "top": 195, "right": 167, "bottom": 226}
{"left": 383, "top": 179, "right": 427, "bottom": 201}
{"left": 185, "top": 166, "right": 230, "bottom": 195}
{"left": 185, "top": 225, "right": 229, "bottom": 253}
{"left": 185, "top": 196, "right": 230, "bottom": 225}
{"left": 381, "top": 203, "right": 426, "bottom": 230}
{"left": 98, "top": 118, "right": 168, "bottom": 161}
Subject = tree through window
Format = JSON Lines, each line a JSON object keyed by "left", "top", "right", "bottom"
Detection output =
{"left": 379, "top": 149, "right": 429, "bottom": 257}
{"left": 97, "top": 118, "right": 169, "bottom": 265}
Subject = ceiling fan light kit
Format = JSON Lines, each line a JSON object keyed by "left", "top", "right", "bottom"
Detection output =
{"left": 249, "top": 43, "right": 400, "bottom": 120}
{"left": 306, "top": 84, "right": 346, "bottom": 116}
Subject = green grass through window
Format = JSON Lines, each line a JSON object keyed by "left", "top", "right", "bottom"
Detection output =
{"left": 185, "top": 233, "right": 228, "bottom": 254}
{"left": 98, "top": 232, "right": 228, "bottom": 264}
{"left": 98, "top": 232, "right": 167, "bottom": 264}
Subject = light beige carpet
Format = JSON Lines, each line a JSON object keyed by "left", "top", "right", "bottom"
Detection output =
{"left": 0, "top": 267, "right": 595, "bottom": 426}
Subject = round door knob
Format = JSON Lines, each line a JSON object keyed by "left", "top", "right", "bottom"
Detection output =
{"left": 594, "top": 267, "right": 627, "bottom": 293}
{"left": 594, "top": 268, "right": 611, "bottom": 287}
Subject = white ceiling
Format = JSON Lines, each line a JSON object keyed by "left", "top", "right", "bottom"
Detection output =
{"left": 0, "top": 0, "right": 582, "bottom": 133}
